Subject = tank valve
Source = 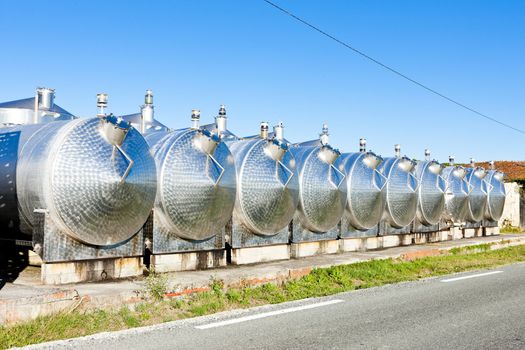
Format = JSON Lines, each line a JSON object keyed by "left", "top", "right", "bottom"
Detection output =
{"left": 470, "top": 158, "right": 475, "bottom": 168}
{"left": 191, "top": 109, "right": 200, "bottom": 129}
{"left": 394, "top": 144, "right": 401, "bottom": 158}
{"left": 100, "top": 114, "right": 134, "bottom": 184}
{"left": 260, "top": 121, "right": 269, "bottom": 139}
{"left": 216, "top": 105, "right": 227, "bottom": 135}
{"left": 425, "top": 149, "right": 431, "bottom": 161}
{"left": 449, "top": 155, "right": 455, "bottom": 165}
{"left": 489, "top": 160, "right": 495, "bottom": 170}
{"left": 96, "top": 93, "right": 109, "bottom": 117}
{"left": 359, "top": 138, "right": 367, "bottom": 153}
{"left": 273, "top": 122, "right": 284, "bottom": 141}
{"left": 319, "top": 123, "right": 329, "bottom": 145}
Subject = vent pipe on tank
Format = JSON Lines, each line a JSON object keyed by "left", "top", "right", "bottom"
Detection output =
{"left": 470, "top": 158, "right": 476, "bottom": 168}
{"left": 489, "top": 160, "right": 495, "bottom": 170}
{"left": 191, "top": 109, "right": 200, "bottom": 129}
{"left": 319, "top": 123, "right": 329, "bottom": 145}
{"left": 449, "top": 155, "right": 455, "bottom": 166}
{"left": 394, "top": 144, "right": 401, "bottom": 158}
{"left": 425, "top": 149, "right": 431, "bottom": 161}
{"left": 216, "top": 105, "right": 227, "bottom": 135}
{"left": 140, "top": 89, "right": 154, "bottom": 133}
{"left": 97, "top": 93, "right": 109, "bottom": 117}
{"left": 260, "top": 121, "right": 269, "bottom": 138}
{"left": 359, "top": 138, "right": 367, "bottom": 153}
{"left": 37, "top": 87, "right": 55, "bottom": 110}
{"left": 274, "top": 122, "right": 284, "bottom": 141}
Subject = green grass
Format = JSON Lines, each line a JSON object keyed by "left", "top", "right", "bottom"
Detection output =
{"left": 500, "top": 225, "right": 523, "bottom": 234}
{"left": 1, "top": 244, "right": 525, "bottom": 349}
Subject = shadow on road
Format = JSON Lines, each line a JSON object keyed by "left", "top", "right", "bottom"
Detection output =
{"left": 0, "top": 241, "right": 29, "bottom": 290}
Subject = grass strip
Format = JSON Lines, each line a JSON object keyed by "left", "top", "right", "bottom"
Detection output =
{"left": 1, "top": 243, "right": 524, "bottom": 349}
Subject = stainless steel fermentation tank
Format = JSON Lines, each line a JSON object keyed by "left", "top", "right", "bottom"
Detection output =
{"left": 121, "top": 95, "right": 236, "bottom": 255}
{"left": 465, "top": 159, "right": 489, "bottom": 224}
{"left": 441, "top": 156, "right": 470, "bottom": 224}
{"left": 378, "top": 144, "right": 419, "bottom": 233}
{"left": 208, "top": 116, "right": 299, "bottom": 248}
{"left": 0, "top": 104, "right": 157, "bottom": 261}
{"left": 0, "top": 87, "right": 76, "bottom": 126}
{"left": 414, "top": 149, "right": 446, "bottom": 229}
{"left": 484, "top": 161, "right": 506, "bottom": 223}
{"left": 289, "top": 124, "right": 346, "bottom": 242}
{"left": 339, "top": 138, "right": 386, "bottom": 237}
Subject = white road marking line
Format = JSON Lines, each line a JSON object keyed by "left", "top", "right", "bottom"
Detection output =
{"left": 195, "top": 299, "right": 344, "bottom": 330}
{"left": 441, "top": 270, "right": 503, "bottom": 283}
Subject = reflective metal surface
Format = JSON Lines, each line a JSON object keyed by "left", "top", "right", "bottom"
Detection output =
{"left": 378, "top": 155, "right": 419, "bottom": 228}
{"left": 465, "top": 166, "right": 489, "bottom": 223}
{"left": 226, "top": 135, "right": 299, "bottom": 236}
{"left": 0, "top": 88, "right": 76, "bottom": 126}
{"left": 145, "top": 127, "right": 236, "bottom": 241}
{"left": 290, "top": 132, "right": 346, "bottom": 233}
{"left": 0, "top": 117, "right": 157, "bottom": 246}
{"left": 485, "top": 169, "right": 506, "bottom": 221}
{"left": 441, "top": 165, "right": 470, "bottom": 223}
{"left": 340, "top": 151, "right": 386, "bottom": 230}
{"left": 414, "top": 160, "right": 446, "bottom": 226}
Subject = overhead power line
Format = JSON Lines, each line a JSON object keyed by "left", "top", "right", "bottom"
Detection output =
{"left": 263, "top": 0, "right": 525, "bottom": 135}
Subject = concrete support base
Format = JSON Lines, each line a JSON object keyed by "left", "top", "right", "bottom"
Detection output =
{"left": 413, "top": 230, "right": 450, "bottom": 244}
{"left": 339, "top": 234, "right": 413, "bottom": 252}
{"left": 230, "top": 245, "right": 290, "bottom": 265}
{"left": 483, "top": 226, "right": 500, "bottom": 236}
{"left": 150, "top": 251, "right": 227, "bottom": 273}
{"left": 290, "top": 240, "right": 339, "bottom": 258}
{"left": 448, "top": 227, "right": 464, "bottom": 240}
{"left": 41, "top": 257, "right": 143, "bottom": 285}
{"left": 463, "top": 227, "right": 482, "bottom": 238}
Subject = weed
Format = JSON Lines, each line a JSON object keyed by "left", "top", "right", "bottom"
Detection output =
{"left": 144, "top": 270, "right": 168, "bottom": 301}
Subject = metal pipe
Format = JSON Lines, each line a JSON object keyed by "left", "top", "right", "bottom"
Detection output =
{"left": 33, "top": 89, "right": 39, "bottom": 124}
{"left": 489, "top": 160, "right": 495, "bottom": 170}
{"left": 140, "top": 89, "right": 154, "bottom": 134}
{"left": 359, "top": 138, "right": 367, "bottom": 153}
{"left": 319, "top": 123, "right": 329, "bottom": 145}
{"left": 394, "top": 144, "right": 401, "bottom": 158}
{"left": 191, "top": 109, "right": 200, "bottom": 129}
{"left": 96, "top": 93, "right": 108, "bottom": 117}
{"left": 274, "top": 122, "right": 284, "bottom": 141}
{"left": 260, "top": 121, "right": 269, "bottom": 138}
{"left": 424, "top": 149, "right": 431, "bottom": 161}
{"left": 449, "top": 155, "right": 455, "bottom": 165}
{"left": 470, "top": 158, "right": 475, "bottom": 168}
{"left": 216, "top": 105, "right": 227, "bottom": 135}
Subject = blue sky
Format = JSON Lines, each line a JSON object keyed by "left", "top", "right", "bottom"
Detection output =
{"left": 1, "top": 0, "right": 523, "bottom": 161}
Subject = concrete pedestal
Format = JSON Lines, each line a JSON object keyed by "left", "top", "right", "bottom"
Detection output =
{"left": 41, "top": 257, "right": 143, "bottom": 285}
{"left": 230, "top": 245, "right": 290, "bottom": 265}
{"left": 290, "top": 240, "right": 339, "bottom": 258}
{"left": 463, "top": 227, "right": 482, "bottom": 238}
{"left": 150, "top": 251, "right": 226, "bottom": 273}
{"left": 483, "top": 226, "right": 500, "bottom": 236}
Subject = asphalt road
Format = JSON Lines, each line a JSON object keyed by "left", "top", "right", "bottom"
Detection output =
{"left": 26, "top": 263, "right": 525, "bottom": 350}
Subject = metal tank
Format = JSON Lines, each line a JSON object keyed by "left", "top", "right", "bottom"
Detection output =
{"left": 378, "top": 144, "right": 419, "bottom": 229}
{"left": 441, "top": 156, "right": 470, "bottom": 223}
{"left": 137, "top": 104, "right": 236, "bottom": 242}
{"left": 0, "top": 94, "right": 157, "bottom": 247}
{"left": 465, "top": 159, "right": 489, "bottom": 223}
{"left": 339, "top": 138, "right": 386, "bottom": 231}
{"left": 289, "top": 124, "right": 346, "bottom": 233}
{"left": 223, "top": 120, "right": 300, "bottom": 236}
{"left": 414, "top": 149, "right": 446, "bottom": 226}
{"left": 485, "top": 161, "right": 506, "bottom": 222}
{"left": 0, "top": 87, "right": 76, "bottom": 126}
